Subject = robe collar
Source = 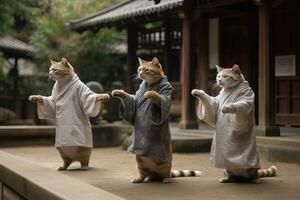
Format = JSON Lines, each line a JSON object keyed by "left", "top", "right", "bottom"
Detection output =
{"left": 52, "top": 74, "right": 79, "bottom": 101}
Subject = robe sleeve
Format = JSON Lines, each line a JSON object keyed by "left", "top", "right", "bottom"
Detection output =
{"left": 151, "top": 83, "right": 172, "bottom": 126}
{"left": 120, "top": 93, "right": 136, "bottom": 125}
{"left": 196, "top": 95, "right": 219, "bottom": 128}
{"left": 37, "top": 96, "right": 56, "bottom": 119}
{"left": 79, "top": 84, "right": 102, "bottom": 117}
{"left": 230, "top": 88, "right": 255, "bottom": 133}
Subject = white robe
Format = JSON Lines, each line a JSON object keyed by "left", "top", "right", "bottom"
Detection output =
{"left": 197, "top": 81, "right": 260, "bottom": 169}
{"left": 36, "top": 74, "right": 102, "bottom": 148}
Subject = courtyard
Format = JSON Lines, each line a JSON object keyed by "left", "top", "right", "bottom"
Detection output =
{"left": 1, "top": 146, "right": 299, "bottom": 200}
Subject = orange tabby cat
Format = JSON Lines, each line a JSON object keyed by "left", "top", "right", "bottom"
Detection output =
{"left": 29, "top": 58, "right": 109, "bottom": 170}
{"left": 112, "top": 57, "right": 201, "bottom": 183}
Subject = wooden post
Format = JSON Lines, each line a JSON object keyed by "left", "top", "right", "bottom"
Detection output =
{"left": 126, "top": 23, "right": 138, "bottom": 92}
{"left": 196, "top": 17, "right": 208, "bottom": 93}
{"left": 257, "top": 0, "right": 280, "bottom": 136}
{"left": 11, "top": 58, "right": 20, "bottom": 117}
{"left": 179, "top": 0, "right": 198, "bottom": 129}
{"left": 164, "top": 19, "right": 173, "bottom": 81}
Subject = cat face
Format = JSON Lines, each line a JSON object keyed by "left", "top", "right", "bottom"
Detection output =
{"left": 216, "top": 64, "right": 244, "bottom": 89}
{"left": 137, "top": 57, "right": 164, "bottom": 84}
{"left": 49, "top": 58, "right": 74, "bottom": 81}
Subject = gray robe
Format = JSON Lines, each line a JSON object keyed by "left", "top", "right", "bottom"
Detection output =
{"left": 37, "top": 74, "right": 102, "bottom": 148}
{"left": 122, "top": 77, "right": 172, "bottom": 163}
{"left": 197, "top": 81, "right": 260, "bottom": 169}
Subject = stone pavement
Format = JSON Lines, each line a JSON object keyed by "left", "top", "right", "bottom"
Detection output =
{"left": 2, "top": 146, "right": 300, "bottom": 200}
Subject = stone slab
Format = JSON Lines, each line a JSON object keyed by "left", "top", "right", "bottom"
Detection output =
{"left": 0, "top": 151, "right": 125, "bottom": 200}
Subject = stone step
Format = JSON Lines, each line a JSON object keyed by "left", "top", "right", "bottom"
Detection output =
{"left": 0, "top": 150, "right": 125, "bottom": 200}
{"left": 256, "top": 136, "right": 300, "bottom": 164}
{"left": 170, "top": 129, "right": 300, "bottom": 164}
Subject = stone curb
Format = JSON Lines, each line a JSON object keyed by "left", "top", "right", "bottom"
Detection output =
{"left": 0, "top": 124, "right": 132, "bottom": 147}
{"left": 0, "top": 150, "right": 125, "bottom": 200}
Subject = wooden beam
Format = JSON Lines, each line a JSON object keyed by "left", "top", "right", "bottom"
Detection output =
{"left": 257, "top": 0, "right": 280, "bottom": 136}
{"left": 195, "top": 0, "right": 249, "bottom": 10}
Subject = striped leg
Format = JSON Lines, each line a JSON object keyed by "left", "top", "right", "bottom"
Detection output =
{"left": 131, "top": 156, "right": 149, "bottom": 183}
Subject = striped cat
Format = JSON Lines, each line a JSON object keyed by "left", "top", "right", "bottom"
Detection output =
{"left": 112, "top": 57, "right": 202, "bottom": 183}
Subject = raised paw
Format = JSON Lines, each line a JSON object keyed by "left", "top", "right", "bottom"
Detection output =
{"left": 144, "top": 90, "right": 159, "bottom": 99}
{"left": 96, "top": 93, "right": 109, "bottom": 101}
{"left": 222, "top": 104, "right": 236, "bottom": 114}
{"left": 191, "top": 89, "right": 205, "bottom": 98}
{"left": 144, "top": 91, "right": 161, "bottom": 106}
{"left": 29, "top": 95, "right": 43, "bottom": 103}
{"left": 111, "top": 89, "right": 127, "bottom": 100}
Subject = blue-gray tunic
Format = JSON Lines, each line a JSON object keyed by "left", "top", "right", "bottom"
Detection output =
{"left": 121, "top": 77, "right": 172, "bottom": 163}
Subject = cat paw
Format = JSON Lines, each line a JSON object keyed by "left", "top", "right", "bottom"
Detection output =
{"left": 111, "top": 89, "right": 127, "bottom": 100}
{"left": 222, "top": 104, "right": 236, "bottom": 113}
{"left": 144, "top": 90, "right": 159, "bottom": 99}
{"left": 29, "top": 95, "right": 43, "bottom": 103}
{"left": 162, "top": 177, "right": 171, "bottom": 183}
{"left": 131, "top": 178, "right": 144, "bottom": 184}
{"left": 251, "top": 178, "right": 262, "bottom": 184}
{"left": 191, "top": 89, "right": 205, "bottom": 98}
{"left": 57, "top": 166, "right": 67, "bottom": 171}
{"left": 81, "top": 166, "right": 89, "bottom": 170}
{"left": 95, "top": 93, "right": 109, "bottom": 101}
{"left": 219, "top": 177, "right": 231, "bottom": 183}
{"left": 144, "top": 91, "right": 161, "bottom": 106}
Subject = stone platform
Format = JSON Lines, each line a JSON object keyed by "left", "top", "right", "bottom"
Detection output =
{"left": 1, "top": 147, "right": 299, "bottom": 200}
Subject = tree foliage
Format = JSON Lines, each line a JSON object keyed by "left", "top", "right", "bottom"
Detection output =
{"left": 1, "top": 0, "right": 125, "bottom": 93}
{"left": 29, "top": 0, "right": 125, "bottom": 89}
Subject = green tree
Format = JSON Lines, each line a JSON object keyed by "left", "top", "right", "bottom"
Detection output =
{"left": 29, "top": 0, "right": 125, "bottom": 89}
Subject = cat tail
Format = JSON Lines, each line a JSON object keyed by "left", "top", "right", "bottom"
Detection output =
{"left": 171, "top": 170, "right": 202, "bottom": 178}
{"left": 258, "top": 166, "right": 278, "bottom": 177}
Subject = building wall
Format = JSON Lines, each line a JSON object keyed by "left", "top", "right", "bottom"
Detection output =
{"left": 273, "top": 0, "right": 300, "bottom": 126}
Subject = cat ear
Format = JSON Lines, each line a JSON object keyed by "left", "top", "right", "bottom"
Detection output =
{"left": 61, "top": 57, "right": 69, "bottom": 67}
{"left": 152, "top": 57, "right": 160, "bottom": 66}
{"left": 216, "top": 65, "right": 224, "bottom": 72}
{"left": 50, "top": 59, "right": 57, "bottom": 65}
{"left": 232, "top": 64, "right": 241, "bottom": 74}
{"left": 138, "top": 57, "right": 144, "bottom": 66}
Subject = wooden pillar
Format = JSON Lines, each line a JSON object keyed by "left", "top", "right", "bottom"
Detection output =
{"left": 126, "top": 23, "right": 138, "bottom": 92}
{"left": 179, "top": 0, "right": 198, "bottom": 129}
{"left": 257, "top": 0, "right": 280, "bottom": 136}
{"left": 164, "top": 19, "right": 172, "bottom": 81}
{"left": 11, "top": 58, "right": 20, "bottom": 117}
{"left": 196, "top": 17, "right": 208, "bottom": 93}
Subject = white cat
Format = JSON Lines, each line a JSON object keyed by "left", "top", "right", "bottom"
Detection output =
{"left": 192, "top": 64, "right": 277, "bottom": 183}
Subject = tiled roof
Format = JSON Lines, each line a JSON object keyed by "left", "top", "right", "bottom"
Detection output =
{"left": 69, "top": 0, "right": 183, "bottom": 31}
{"left": 0, "top": 36, "right": 35, "bottom": 58}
